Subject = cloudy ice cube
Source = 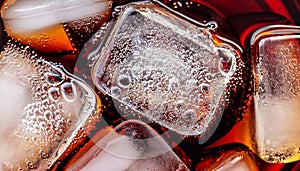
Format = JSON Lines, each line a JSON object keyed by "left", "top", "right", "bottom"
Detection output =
{"left": 254, "top": 34, "right": 300, "bottom": 162}
{"left": 0, "top": 73, "right": 33, "bottom": 136}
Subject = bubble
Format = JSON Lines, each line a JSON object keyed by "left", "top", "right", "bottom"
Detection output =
{"left": 117, "top": 74, "right": 131, "bottom": 88}
{"left": 175, "top": 100, "right": 185, "bottom": 113}
{"left": 58, "top": 102, "right": 63, "bottom": 109}
{"left": 205, "top": 73, "right": 214, "bottom": 82}
{"left": 42, "top": 99, "right": 50, "bottom": 107}
{"left": 160, "top": 101, "right": 168, "bottom": 111}
{"left": 200, "top": 83, "right": 210, "bottom": 94}
{"left": 217, "top": 49, "right": 236, "bottom": 77}
{"left": 39, "top": 121, "right": 47, "bottom": 130}
{"left": 44, "top": 110, "right": 53, "bottom": 121}
{"left": 45, "top": 72, "right": 64, "bottom": 85}
{"left": 182, "top": 109, "right": 197, "bottom": 125}
{"left": 49, "top": 104, "right": 56, "bottom": 111}
{"left": 168, "top": 77, "right": 180, "bottom": 92}
{"left": 48, "top": 87, "right": 60, "bottom": 102}
{"left": 111, "top": 86, "right": 122, "bottom": 98}
{"left": 61, "top": 82, "right": 76, "bottom": 102}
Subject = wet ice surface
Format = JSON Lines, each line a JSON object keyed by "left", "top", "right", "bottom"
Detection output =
{"left": 255, "top": 37, "right": 300, "bottom": 162}
{"left": 208, "top": 151, "right": 259, "bottom": 171}
{"left": 0, "top": 41, "right": 97, "bottom": 170}
{"left": 1, "top": 0, "right": 110, "bottom": 34}
{"left": 70, "top": 120, "right": 190, "bottom": 171}
{"left": 93, "top": 3, "right": 240, "bottom": 136}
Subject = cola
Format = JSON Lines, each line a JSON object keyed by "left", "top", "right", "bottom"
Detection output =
{"left": 0, "top": 0, "right": 300, "bottom": 170}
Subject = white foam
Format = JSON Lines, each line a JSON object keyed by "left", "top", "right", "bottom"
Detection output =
{"left": 2, "top": 0, "right": 110, "bottom": 34}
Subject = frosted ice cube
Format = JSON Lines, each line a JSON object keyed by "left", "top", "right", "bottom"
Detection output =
{"left": 252, "top": 26, "right": 300, "bottom": 163}
{"left": 0, "top": 73, "right": 33, "bottom": 135}
{"left": 0, "top": 41, "right": 98, "bottom": 170}
{"left": 69, "top": 120, "right": 189, "bottom": 171}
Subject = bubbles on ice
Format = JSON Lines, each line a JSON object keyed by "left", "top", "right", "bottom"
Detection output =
{"left": 69, "top": 120, "right": 190, "bottom": 171}
{"left": 252, "top": 27, "right": 300, "bottom": 163}
{"left": 0, "top": 40, "right": 98, "bottom": 170}
{"left": 92, "top": 2, "right": 242, "bottom": 137}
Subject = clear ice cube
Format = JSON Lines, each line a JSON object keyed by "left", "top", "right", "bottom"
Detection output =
{"left": 207, "top": 150, "right": 259, "bottom": 171}
{"left": 91, "top": 2, "right": 242, "bottom": 137}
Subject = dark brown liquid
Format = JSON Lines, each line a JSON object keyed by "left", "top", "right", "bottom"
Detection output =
{"left": 27, "top": 0, "right": 300, "bottom": 170}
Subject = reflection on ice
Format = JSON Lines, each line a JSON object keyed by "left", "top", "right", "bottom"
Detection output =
{"left": 69, "top": 120, "right": 190, "bottom": 171}
{"left": 0, "top": 40, "right": 98, "bottom": 170}
{"left": 207, "top": 150, "right": 259, "bottom": 171}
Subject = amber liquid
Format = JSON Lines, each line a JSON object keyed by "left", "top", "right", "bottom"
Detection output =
{"left": 44, "top": 0, "right": 300, "bottom": 170}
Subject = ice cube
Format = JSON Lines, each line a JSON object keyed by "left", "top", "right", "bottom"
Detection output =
{"left": 91, "top": 2, "right": 243, "bottom": 138}
{"left": 1, "top": 0, "right": 110, "bottom": 34}
{"left": 69, "top": 120, "right": 190, "bottom": 171}
{"left": 0, "top": 40, "right": 98, "bottom": 170}
{"left": 1, "top": 0, "right": 112, "bottom": 53}
{"left": 207, "top": 150, "right": 259, "bottom": 171}
{"left": 252, "top": 26, "right": 300, "bottom": 163}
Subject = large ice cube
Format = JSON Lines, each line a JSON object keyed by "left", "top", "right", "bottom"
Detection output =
{"left": 91, "top": 2, "right": 243, "bottom": 137}
{"left": 0, "top": 40, "right": 98, "bottom": 170}
{"left": 69, "top": 120, "right": 190, "bottom": 171}
{"left": 252, "top": 25, "right": 300, "bottom": 163}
